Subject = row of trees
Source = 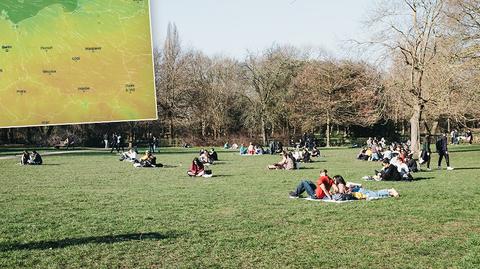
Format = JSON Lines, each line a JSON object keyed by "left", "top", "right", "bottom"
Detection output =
{"left": 155, "top": 23, "right": 384, "bottom": 146}
{"left": 1, "top": 0, "right": 479, "bottom": 150}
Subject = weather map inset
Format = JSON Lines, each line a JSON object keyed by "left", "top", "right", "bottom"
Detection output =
{"left": 0, "top": 0, "right": 157, "bottom": 128}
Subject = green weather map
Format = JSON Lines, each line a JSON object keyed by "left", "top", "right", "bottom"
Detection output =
{"left": 0, "top": 0, "right": 157, "bottom": 128}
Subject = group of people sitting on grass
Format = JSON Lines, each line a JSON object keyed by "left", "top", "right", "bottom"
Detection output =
{"left": 119, "top": 148, "right": 163, "bottom": 168}
{"left": 267, "top": 147, "right": 320, "bottom": 170}
{"left": 20, "top": 150, "right": 43, "bottom": 165}
{"left": 239, "top": 143, "right": 266, "bottom": 155}
{"left": 199, "top": 148, "right": 218, "bottom": 165}
{"left": 186, "top": 149, "right": 219, "bottom": 177}
{"left": 289, "top": 169, "right": 399, "bottom": 201}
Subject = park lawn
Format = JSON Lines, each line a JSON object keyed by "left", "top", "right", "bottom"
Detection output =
{"left": 0, "top": 146, "right": 479, "bottom": 268}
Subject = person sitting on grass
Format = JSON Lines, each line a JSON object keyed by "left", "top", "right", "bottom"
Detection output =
{"left": 255, "top": 145, "right": 264, "bottom": 155}
{"left": 311, "top": 146, "right": 320, "bottom": 158}
{"left": 135, "top": 150, "right": 162, "bottom": 168}
{"left": 288, "top": 169, "right": 336, "bottom": 200}
{"left": 371, "top": 158, "right": 403, "bottom": 181}
{"left": 120, "top": 148, "right": 138, "bottom": 162}
{"left": 20, "top": 150, "right": 30, "bottom": 165}
{"left": 200, "top": 149, "right": 214, "bottom": 165}
{"left": 357, "top": 148, "right": 369, "bottom": 161}
{"left": 247, "top": 142, "right": 255, "bottom": 155}
{"left": 302, "top": 148, "right": 312, "bottom": 163}
{"left": 28, "top": 151, "right": 43, "bottom": 165}
{"left": 210, "top": 148, "right": 218, "bottom": 161}
{"left": 268, "top": 151, "right": 295, "bottom": 170}
{"left": 188, "top": 157, "right": 205, "bottom": 177}
{"left": 239, "top": 144, "right": 248, "bottom": 155}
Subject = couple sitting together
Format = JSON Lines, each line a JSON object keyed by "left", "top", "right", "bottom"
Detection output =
{"left": 289, "top": 169, "right": 399, "bottom": 201}
{"left": 20, "top": 150, "right": 43, "bottom": 165}
{"left": 133, "top": 150, "right": 163, "bottom": 168}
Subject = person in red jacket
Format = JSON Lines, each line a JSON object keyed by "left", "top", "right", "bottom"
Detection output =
{"left": 289, "top": 169, "right": 336, "bottom": 200}
{"left": 188, "top": 157, "right": 205, "bottom": 177}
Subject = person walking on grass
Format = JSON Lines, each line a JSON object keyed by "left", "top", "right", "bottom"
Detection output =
{"left": 420, "top": 134, "right": 432, "bottom": 171}
{"left": 436, "top": 133, "right": 454, "bottom": 171}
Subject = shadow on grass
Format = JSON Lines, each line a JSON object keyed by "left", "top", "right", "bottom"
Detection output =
{"left": 412, "top": 177, "right": 434, "bottom": 181}
{"left": 452, "top": 167, "right": 480, "bottom": 170}
{"left": 212, "top": 174, "right": 233, "bottom": 178}
{"left": 448, "top": 147, "right": 480, "bottom": 153}
{"left": 162, "top": 165, "right": 178, "bottom": 168}
{"left": 0, "top": 232, "right": 179, "bottom": 252}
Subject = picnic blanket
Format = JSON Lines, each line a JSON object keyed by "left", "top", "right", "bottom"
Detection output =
{"left": 289, "top": 196, "right": 389, "bottom": 203}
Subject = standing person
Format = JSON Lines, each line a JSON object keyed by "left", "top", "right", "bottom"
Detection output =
{"left": 153, "top": 136, "right": 158, "bottom": 153}
{"left": 436, "top": 133, "right": 454, "bottom": 171}
{"left": 103, "top": 133, "right": 109, "bottom": 149}
{"left": 110, "top": 133, "right": 117, "bottom": 153}
{"left": 420, "top": 135, "right": 432, "bottom": 171}
{"left": 117, "top": 134, "right": 124, "bottom": 152}
{"left": 466, "top": 129, "right": 473, "bottom": 145}
{"left": 148, "top": 134, "right": 155, "bottom": 153}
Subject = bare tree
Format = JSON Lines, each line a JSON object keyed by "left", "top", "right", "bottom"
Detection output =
{"left": 155, "top": 23, "right": 190, "bottom": 144}
{"left": 294, "top": 60, "right": 382, "bottom": 146}
{"left": 364, "top": 0, "right": 445, "bottom": 154}
{"left": 242, "top": 46, "right": 301, "bottom": 145}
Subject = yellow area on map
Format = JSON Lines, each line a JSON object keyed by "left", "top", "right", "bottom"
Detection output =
{"left": 0, "top": 0, "right": 157, "bottom": 128}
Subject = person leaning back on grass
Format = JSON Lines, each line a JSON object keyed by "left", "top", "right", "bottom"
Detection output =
{"left": 289, "top": 169, "right": 336, "bottom": 200}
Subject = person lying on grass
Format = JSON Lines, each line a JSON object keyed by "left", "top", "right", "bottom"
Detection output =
{"left": 268, "top": 150, "right": 296, "bottom": 170}
{"left": 289, "top": 169, "right": 336, "bottom": 200}
{"left": 331, "top": 175, "right": 399, "bottom": 200}
{"left": 134, "top": 150, "right": 163, "bottom": 168}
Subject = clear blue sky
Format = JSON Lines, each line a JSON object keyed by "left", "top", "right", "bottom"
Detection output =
{"left": 150, "top": 0, "right": 373, "bottom": 59}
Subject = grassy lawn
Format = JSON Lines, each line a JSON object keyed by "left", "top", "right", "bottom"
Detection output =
{"left": 0, "top": 145, "right": 479, "bottom": 268}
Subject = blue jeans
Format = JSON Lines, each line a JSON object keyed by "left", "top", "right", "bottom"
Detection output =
{"left": 357, "top": 188, "right": 390, "bottom": 198}
{"left": 294, "top": 180, "right": 316, "bottom": 197}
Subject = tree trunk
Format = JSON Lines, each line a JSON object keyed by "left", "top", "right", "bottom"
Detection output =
{"left": 169, "top": 117, "right": 173, "bottom": 146}
{"left": 201, "top": 119, "right": 206, "bottom": 137}
{"left": 261, "top": 117, "right": 266, "bottom": 146}
{"left": 326, "top": 110, "right": 331, "bottom": 147}
{"left": 410, "top": 105, "right": 422, "bottom": 155}
{"left": 431, "top": 120, "right": 439, "bottom": 135}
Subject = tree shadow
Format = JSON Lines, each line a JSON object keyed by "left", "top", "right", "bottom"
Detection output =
{"left": 0, "top": 232, "right": 179, "bottom": 252}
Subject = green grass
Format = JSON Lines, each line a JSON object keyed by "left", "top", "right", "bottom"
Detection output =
{"left": 1, "top": 145, "right": 479, "bottom": 268}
